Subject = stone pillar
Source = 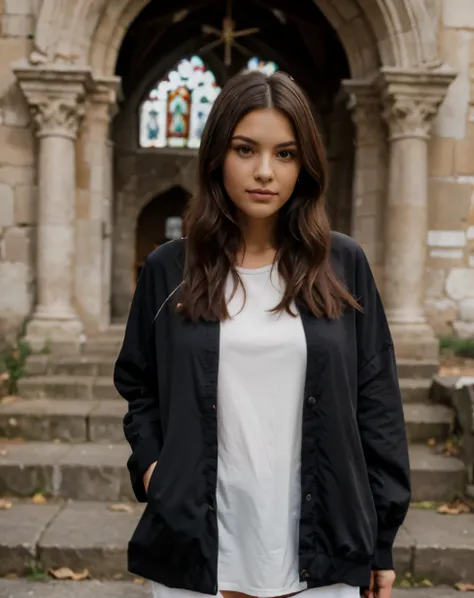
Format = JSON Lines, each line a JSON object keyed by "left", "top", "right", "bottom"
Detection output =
{"left": 377, "top": 67, "right": 456, "bottom": 360}
{"left": 343, "top": 79, "right": 388, "bottom": 292}
{"left": 75, "top": 76, "right": 119, "bottom": 333}
{"left": 14, "top": 66, "right": 92, "bottom": 352}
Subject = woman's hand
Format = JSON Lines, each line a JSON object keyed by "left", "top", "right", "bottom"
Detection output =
{"left": 143, "top": 461, "right": 158, "bottom": 494}
{"left": 363, "top": 570, "right": 396, "bottom": 598}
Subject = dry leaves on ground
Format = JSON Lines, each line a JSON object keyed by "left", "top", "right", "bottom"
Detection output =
{"left": 32, "top": 493, "right": 47, "bottom": 505}
{"left": 427, "top": 438, "right": 437, "bottom": 447}
{"left": 48, "top": 567, "right": 90, "bottom": 581}
{"left": 108, "top": 503, "right": 134, "bottom": 513}
{"left": 455, "top": 583, "right": 474, "bottom": 591}
{"left": 133, "top": 578, "right": 146, "bottom": 584}
{"left": 0, "top": 499, "right": 13, "bottom": 510}
{"left": 437, "top": 499, "right": 472, "bottom": 515}
{"left": 0, "top": 395, "right": 22, "bottom": 405}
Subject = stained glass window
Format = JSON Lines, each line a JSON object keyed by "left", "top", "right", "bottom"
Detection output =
{"left": 140, "top": 56, "right": 221, "bottom": 149}
{"left": 140, "top": 56, "right": 279, "bottom": 149}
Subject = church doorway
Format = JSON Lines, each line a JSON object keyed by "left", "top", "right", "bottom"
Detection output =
{"left": 135, "top": 186, "right": 190, "bottom": 282}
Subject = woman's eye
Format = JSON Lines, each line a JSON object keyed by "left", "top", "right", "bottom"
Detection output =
{"left": 236, "top": 145, "right": 252, "bottom": 156}
{"left": 278, "top": 150, "right": 295, "bottom": 160}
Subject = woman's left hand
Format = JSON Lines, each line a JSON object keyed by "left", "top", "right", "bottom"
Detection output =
{"left": 364, "top": 570, "right": 396, "bottom": 598}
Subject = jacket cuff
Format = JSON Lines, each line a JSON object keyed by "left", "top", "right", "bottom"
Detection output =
{"left": 372, "top": 542, "right": 394, "bottom": 571}
{"left": 127, "top": 436, "right": 162, "bottom": 502}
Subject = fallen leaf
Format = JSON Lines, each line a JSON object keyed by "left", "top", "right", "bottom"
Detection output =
{"left": 427, "top": 438, "right": 437, "bottom": 447}
{"left": 48, "top": 567, "right": 90, "bottom": 581}
{"left": 412, "top": 501, "right": 438, "bottom": 510}
{"left": 5, "top": 573, "right": 18, "bottom": 579}
{"left": 421, "top": 579, "right": 433, "bottom": 587}
{"left": 32, "top": 493, "right": 47, "bottom": 505}
{"left": 0, "top": 499, "right": 13, "bottom": 510}
{"left": 0, "top": 396, "right": 21, "bottom": 405}
{"left": 53, "top": 439, "right": 61, "bottom": 444}
{"left": 438, "top": 500, "right": 471, "bottom": 515}
{"left": 455, "top": 583, "right": 474, "bottom": 591}
{"left": 8, "top": 418, "right": 18, "bottom": 427}
{"left": 133, "top": 578, "right": 146, "bottom": 584}
{"left": 108, "top": 503, "right": 134, "bottom": 513}
{"left": 0, "top": 449, "right": 8, "bottom": 457}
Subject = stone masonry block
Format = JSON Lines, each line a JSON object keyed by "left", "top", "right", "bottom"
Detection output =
{"left": 455, "top": 123, "right": 474, "bottom": 175}
{"left": 429, "top": 181, "right": 472, "bottom": 231}
{"left": 1, "top": 14, "right": 34, "bottom": 37}
{"left": 4, "top": 0, "right": 34, "bottom": 15}
{"left": 428, "top": 137, "right": 455, "bottom": 178}
{"left": 4, "top": 226, "right": 31, "bottom": 263}
{"left": 0, "top": 502, "right": 62, "bottom": 576}
{"left": 443, "top": 0, "right": 474, "bottom": 29}
{"left": 0, "top": 261, "right": 30, "bottom": 313}
{"left": 0, "top": 182, "right": 14, "bottom": 226}
{"left": 14, "top": 184, "right": 36, "bottom": 225}
{"left": 446, "top": 268, "right": 474, "bottom": 301}
{"left": 0, "top": 126, "right": 34, "bottom": 167}
{"left": 0, "top": 165, "right": 35, "bottom": 186}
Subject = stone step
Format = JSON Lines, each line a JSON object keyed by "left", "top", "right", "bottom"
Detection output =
{"left": 397, "top": 359, "right": 439, "bottom": 380}
{"left": 18, "top": 375, "right": 433, "bottom": 403}
{"left": 403, "top": 403, "right": 453, "bottom": 443}
{"left": 25, "top": 356, "right": 115, "bottom": 378}
{"left": 0, "top": 398, "right": 453, "bottom": 446}
{"left": 18, "top": 376, "right": 119, "bottom": 401}
{"left": 0, "top": 500, "right": 472, "bottom": 587}
{"left": 0, "top": 583, "right": 462, "bottom": 598}
{"left": 0, "top": 441, "right": 464, "bottom": 502}
{"left": 82, "top": 339, "right": 123, "bottom": 357}
{"left": 0, "top": 399, "right": 125, "bottom": 443}
{"left": 400, "top": 379, "right": 432, "bottom": 403}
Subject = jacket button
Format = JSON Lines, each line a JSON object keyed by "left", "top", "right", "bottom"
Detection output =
{"left": 308, "top": 396, "right": 316, "bottom": 405}
{"left": 306, "top": 493, "right": 312, "bottom": 502}
{"left": 301, "top": 569, "right": 310, "bottom": 580}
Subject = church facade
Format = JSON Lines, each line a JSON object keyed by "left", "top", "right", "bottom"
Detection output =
{"left": 0, "top": 0, "right": 473, "bottom": 361}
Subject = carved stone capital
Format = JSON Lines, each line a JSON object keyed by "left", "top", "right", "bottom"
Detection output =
{"left": 12, "top": 63, "right": 93, "bottom": 139}
{"left": 342, "top": 79, "right": 383, "bottom": 146}
{"left": 87, "top": 76, "right": 121, "bottom": 123}
{"left": 377, "top": 66, "right": 456, "bottom": 141}
{"left": 30, "top": 98, "right": 85, "bottom": 138}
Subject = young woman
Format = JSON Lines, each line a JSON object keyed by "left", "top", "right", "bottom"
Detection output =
{"left": 114, "top": 70, "right": 411, "bottom": 598}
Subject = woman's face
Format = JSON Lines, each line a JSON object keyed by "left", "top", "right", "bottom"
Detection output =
{"left": 222, "top": 108, "right": 301, "bottom": 224}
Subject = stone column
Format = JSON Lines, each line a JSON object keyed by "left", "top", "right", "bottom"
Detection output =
{"left": 75, "top": 76, "right": 119, "bottom": 333}
{"left": 377, "top": 67, "right": 456, "bottom": 360}
{"left": 14, "top": 66, "right": 92, "bottom": 352}
{"left": 343, "top": 79, "right": 388, "bottom": 292}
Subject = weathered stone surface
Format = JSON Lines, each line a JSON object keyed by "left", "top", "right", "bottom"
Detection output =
{"left": 0, "top": 398, "right": 92, "bottom": 442}
{"left": 397, "top": 359, "right": 439, "bottom": 380}
{"left": 92, "top": 377, "right": 119, "bottom": 400}
{"left": 3, "top": 226, "right": 31, "bottom": 263}
{"left": 408, "top": 508, "right": 474, "bottom": 584}
{"left": 0, "top": 125, "right": 34, "bottom": 166}
{"left": 400, "top": 379, "right": 432, "bottom": 403}
{"left": 443, "top": 0, "right": 474, "bottom": 29}
{"left": 89, "top": 400, "right": 125, "bottom": 443}
{"left": 14, "top": 184, "right": 36, "bottom": 225}
{"left": 0, "top": 502, "right": 62, "bottom": 576}
{"left": 57, "top": 444, "right": 132, "bottom": 501}
{"left": 4, "top": 0, "right": 34, "bottom": 15}
{"left": 409, "top": 444, "right": 465, "bottom": 501}
{"left": 428, "top": 181, "right": 472, "bottom": 231}
{"left": 404, "top": 403, "right": 453, "bottom": 443}
{"left": 0, "top": 441, "right": 70, "bottom": 497}
{"left": 18, "top": 376, "right": 94, "bottom": 400}
{"left": 38, "top": 501, "right": 142, "bottom": 579}
{"left": 459, "top": 297, "right": 474, "bottom": 322}
{"left": 428, "top": 136, "right": 455, "bottom": 178}
{"left": 0, "top": 580, "right": 150, "bottom": 598}
{"left": 393, "top": 524, "right": 414, "bottom": 575}
{"left": 446, "top": 269, "right": 474, "bottom": 301}
{"left": 0, "top": 183, "right": 14, "bottom": 226}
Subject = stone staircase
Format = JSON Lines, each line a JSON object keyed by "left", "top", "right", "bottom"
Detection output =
{"left": 0, "top": 326, "right": 473, "bottom": 595}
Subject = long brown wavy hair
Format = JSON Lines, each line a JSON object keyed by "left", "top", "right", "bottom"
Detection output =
{"left": 180, "top": 70, "right": 361, "bottom": 322}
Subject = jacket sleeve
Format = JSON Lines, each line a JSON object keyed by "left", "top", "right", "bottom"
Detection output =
{"left": 114, "top": 257, "right": 163, "bottom": 502}
{"left": 354, "top": 246, "right": 411, "bottom": 571}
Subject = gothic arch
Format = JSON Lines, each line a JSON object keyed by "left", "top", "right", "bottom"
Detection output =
{"left": 30, "top": 0, "right": 440, "bottom": 79}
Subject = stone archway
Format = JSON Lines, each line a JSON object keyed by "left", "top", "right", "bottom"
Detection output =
{"left": 14, "top": 0, "right": 456, "bottom": 359}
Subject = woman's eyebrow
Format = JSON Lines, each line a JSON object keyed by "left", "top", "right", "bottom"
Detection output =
{"left": 231, "top": 135, "right": 298, "bottom": 148}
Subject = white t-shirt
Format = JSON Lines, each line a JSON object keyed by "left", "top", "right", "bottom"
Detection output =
{"left": 216, "top": 264, "right": 356, "bottom": 598}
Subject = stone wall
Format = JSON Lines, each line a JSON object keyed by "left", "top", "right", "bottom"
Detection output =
{"left": 0, "top": 0, "right": 38, "bottom": 346}
{"left": 426, "top": 0, "right": 474, "bottom": 337}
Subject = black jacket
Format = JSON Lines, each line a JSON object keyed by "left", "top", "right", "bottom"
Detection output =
{"left": 114, "top": 232, "right": 411, "bottom": 595}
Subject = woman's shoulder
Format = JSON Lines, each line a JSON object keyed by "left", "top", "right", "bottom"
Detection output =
{"left": 330, "top": 231, "right": 365, "bottom": 264}
{"left": 146, "top": 238, "right": 185, "bottom": 270}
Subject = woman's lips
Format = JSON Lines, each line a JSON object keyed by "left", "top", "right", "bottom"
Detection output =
{"left": 246, "top": 190, "right": 277, "bottom": 201}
